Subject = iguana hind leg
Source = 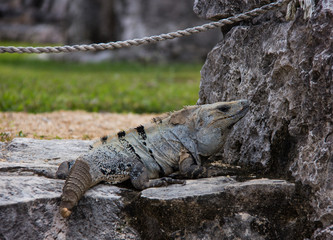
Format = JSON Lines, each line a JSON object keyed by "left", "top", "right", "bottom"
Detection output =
{"left": 130, "top": 162, "right": 185, "bottom": 190}
{"left": 56, "top": 160, "right": 75, "bottom": 179}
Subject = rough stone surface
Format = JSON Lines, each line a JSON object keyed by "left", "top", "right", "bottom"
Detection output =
{"left": 0, "top": 176, "right": 139, "bottom": 240}
{"left": 129, "top": 177, "right": 312, "bottom": 239}
{"left": 0, "top": 138, "right": 312, "bottom": 239}
{"left": 0, "top": 142, "right": 4, "bottom": 159}
{"left": 0, "top": 138, "right": 139, "bottom": 240}
{"left": 3, "top": 138, "right": 92, "bottom": 164}
{"left": 1, "top": 138, "right": 92, "bottom": 178}
{"left": 196, "top": 0, "right": 333, "bottom": 238}
{"left": 194, "top": 0, "right": 272, "bottom": 20}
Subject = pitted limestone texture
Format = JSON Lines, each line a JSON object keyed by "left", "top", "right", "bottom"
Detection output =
{"left": 196, "top": 0, "right": 332, "bottom": 238}
{"left": 194, "top": 0, "right": 272, "bottom": 20}
{"left": 129, "top": 177, "right": 312, "bottom": 239}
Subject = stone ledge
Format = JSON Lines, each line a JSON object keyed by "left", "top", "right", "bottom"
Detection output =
{"left": 0, "top": 175, "right": 138, "bottom": 240}
{"left": 132, "top": 177, "right": 300, "bottom": 239}
{"left": 141, "top": 176, "right": 292, "bottom": 200}
{"left": 2, "top": 138, "right": 92, "bottom": 164}
{"left": 0, "top": 138, "right": 310, "bottom": 239}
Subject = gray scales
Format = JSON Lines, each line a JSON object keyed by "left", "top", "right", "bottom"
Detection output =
{"left": 56, "top": 100, "right": 249, "bottom": 218}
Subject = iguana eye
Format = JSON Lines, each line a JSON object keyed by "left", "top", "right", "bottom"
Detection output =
{"left": 218, "top": 105, "right": 230, "bottom": 112}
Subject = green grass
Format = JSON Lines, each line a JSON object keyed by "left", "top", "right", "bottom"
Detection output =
{"left": 0, "top": 43, "right": 202, "bottom": 113}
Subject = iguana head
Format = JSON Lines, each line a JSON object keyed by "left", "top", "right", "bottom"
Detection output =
{"left": 194, "top": 99, "right": 249, "bottom": 156}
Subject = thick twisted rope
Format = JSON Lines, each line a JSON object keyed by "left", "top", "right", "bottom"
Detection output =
{"left": 0, "top": 0, "right": 290, "bottom": 54}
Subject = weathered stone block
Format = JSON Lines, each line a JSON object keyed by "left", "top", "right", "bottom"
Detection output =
{"left": 195, "top": 0, "right": 332, "bottom": 238}
{"left": 133, "top": 178, "right": 305, "bottom": 239}
{"left": 0, "top": 176, "right": 139, "bottom": 240}
{"left": 0, "top": 138, "right": 312, "bottom": 239}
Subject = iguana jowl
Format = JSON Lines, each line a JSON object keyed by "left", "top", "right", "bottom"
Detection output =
{"left": 57, "top": 100, "right": 249, "bottom": 218}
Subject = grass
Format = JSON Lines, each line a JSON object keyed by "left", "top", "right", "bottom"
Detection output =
{"left": 0, "top": 42, "right": 202, "bottom": 113}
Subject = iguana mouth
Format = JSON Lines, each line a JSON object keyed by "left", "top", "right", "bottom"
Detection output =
{"left": 231, "top": 104, "right": 249, "bottom": 119}
{"left": 225, "top": 105, "right": 249, "bottom": 129}
{"left": 208, "top": 104, "right": 249, "bottom": 127}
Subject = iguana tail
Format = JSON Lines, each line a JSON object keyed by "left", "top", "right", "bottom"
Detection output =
{"left": 59, "top": 159, "right": 92, "bottom": 218}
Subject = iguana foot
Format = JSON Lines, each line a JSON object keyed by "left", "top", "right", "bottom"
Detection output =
{"left": 130, "top": 162, "right": 185, "bottom": 189}
{"left": 56, "top": 161, "right": 71, "bottom": 179}
{"left": 160, "top": 177, "right": 186, "bottom": 186}
{"left": 144, "top": 177, "right": 186, "bottom": 188}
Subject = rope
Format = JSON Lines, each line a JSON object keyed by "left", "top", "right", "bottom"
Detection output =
{"left": 0, "top": 0, "right": 291, "bottom": 54}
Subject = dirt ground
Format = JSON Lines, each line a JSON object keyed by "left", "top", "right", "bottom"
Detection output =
{"left": 0, "top": 111, "right": 159, "bottom": 141}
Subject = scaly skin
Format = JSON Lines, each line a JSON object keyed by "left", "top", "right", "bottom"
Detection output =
{"left": 57, "top": 100, "right": 249, "bottom": 218}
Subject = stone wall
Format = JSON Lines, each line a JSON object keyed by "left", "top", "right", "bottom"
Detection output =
{"left": 195, "top": 0, "right": 333, "bottom": 238}
{"left": 0, "top": 0, "right": 219, "bottom": 62}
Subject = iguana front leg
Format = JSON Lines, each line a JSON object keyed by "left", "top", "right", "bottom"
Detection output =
{"left": 179, "top": 148, "right": 229, "bottom": 178}
{"left": 130, "top": 162, "right": 185, "bottom": 190}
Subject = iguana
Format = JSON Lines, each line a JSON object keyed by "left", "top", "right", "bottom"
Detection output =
{"left": 57, "top": 100, "right": 249, "bottom": 218}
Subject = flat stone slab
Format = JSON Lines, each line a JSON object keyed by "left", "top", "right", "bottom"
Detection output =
{"left": 0, "top": 138, "right": 92, "bottom": 178}
{"left": 0, "top": 138, "right": 307, "bottom": 239}
{"left": 135, "top": 177, "right": 298, "bottom": 239}
{"left": 142, "top": 177, "right": 292, "bottom": 200}
{"left": 0, "top": 174, "right": 138, "bottom": 240}
{"left": 0, "top": 173, "right": 296, "bottom": 240}
{"left": 0, "top": 176, "right": 63, "bottom": 205}
{"left": 0, "top": 138, "right": 139, "bottom": 240}
{"left": 2, "top": 138, "right": 92, "bottom": 164}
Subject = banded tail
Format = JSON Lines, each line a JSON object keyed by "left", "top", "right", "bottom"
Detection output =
{"left": 59, "top": 159, "right": 92, "bottom": 218}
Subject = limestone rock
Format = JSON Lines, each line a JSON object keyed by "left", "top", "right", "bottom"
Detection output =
{"left": 1, "top": 138, "right": 92, "bottom": 178}
{"left": 313, "top": 225, "right": 333, "bottom": 240}
{"left": 0, "top": 138, "right": 311, "bottom": 239}
{"left": 0, "top": 142, "right": 5, "bottom": 159}
{"left": 194, "top": 0, "right": 271, "bottom": 20}
{"left": 0, "top": 138, "right": 139, "bottom": 240}
{"left": 0, "top": 176, "right": 139, "bottom": 240}
{"left": 196, "top": 0, "right": 333, "bottom": 238}
{"left": 134, "top": 178, "right": 305, "bottom": 239}
{"left": 2, "top": 138, "right": 92, "bottom": 164}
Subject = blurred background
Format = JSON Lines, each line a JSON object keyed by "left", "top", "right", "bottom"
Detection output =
{"left": 0, "top": 0, "right": 221, "bottom": 140}
{"left": 0, "top": 0, "right": 220, "bottom": 62}
{"left": 0, "top": 0, "right": 221, "bottom": 114}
